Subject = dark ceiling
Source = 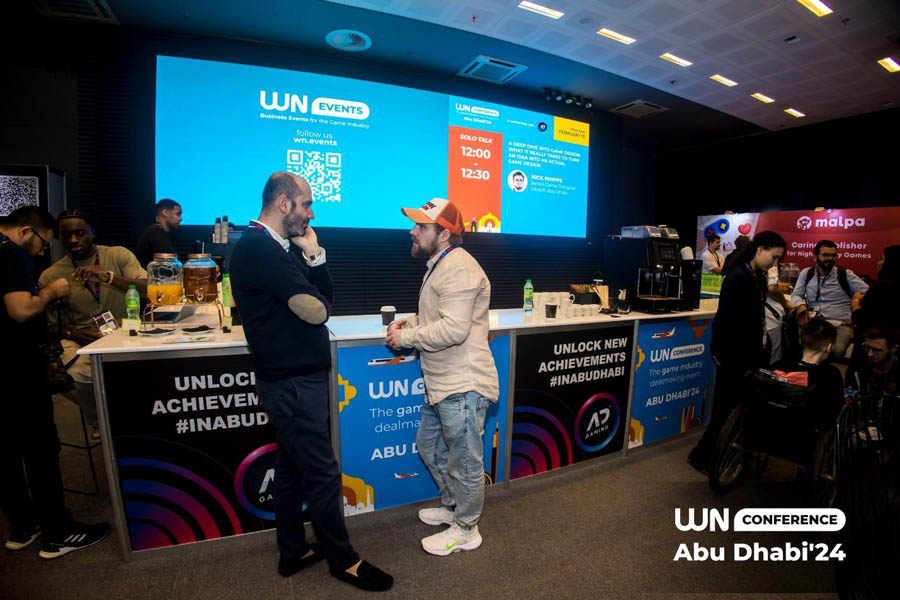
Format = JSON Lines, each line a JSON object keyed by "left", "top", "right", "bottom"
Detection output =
{"left": 12, "top": 0, "right": 776, "bottom": 151}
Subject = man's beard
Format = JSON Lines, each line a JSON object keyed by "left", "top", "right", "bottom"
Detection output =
{"left": 817, "top": 258, "right": 834, "bottom": 272}
{"left": 411, "top": 238, "right": 437, "bottom": 258}
{"left": 284, "top": 215, "right": 307, "bottom": 238}
{"left": 869, "top": 353, "right": 892, "bottom": 369}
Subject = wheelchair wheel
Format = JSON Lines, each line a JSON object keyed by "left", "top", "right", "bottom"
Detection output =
{"left": 710, "top": 404, "right": 746, "bottom": 494}
{"left": 808, "top": 429, "right": 836, "bottom": 508}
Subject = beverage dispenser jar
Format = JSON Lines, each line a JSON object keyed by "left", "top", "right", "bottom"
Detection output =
{"left": 146, "top": 253, "right": 183, "bottom": 305}
{"left": 779, "top": 262, "right": 801, "bottom": 291}
{"left": 183, "top": 253, "right": 219, "bottom": 303}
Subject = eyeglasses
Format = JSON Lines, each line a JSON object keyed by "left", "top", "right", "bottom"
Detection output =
{"left": 862, "top": 344, "right": 888, "bottom": 355}
{"left": 31, "top": 228, "right": 51, "bottom": 252}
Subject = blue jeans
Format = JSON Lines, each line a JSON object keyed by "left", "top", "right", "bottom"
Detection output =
{"left": 416, "top": 391, "right": 491, "bottom": 529}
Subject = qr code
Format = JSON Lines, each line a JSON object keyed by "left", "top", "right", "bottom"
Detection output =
{"left": 0, "top": 176, "right": 40, "bottom": 216}
{"left": 286, "top": 149, "right": 342, "bottom": 203}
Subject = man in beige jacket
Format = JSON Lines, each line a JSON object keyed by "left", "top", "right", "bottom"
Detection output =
{"left": 386, "top": 198, "right": 498, "bottom": 556}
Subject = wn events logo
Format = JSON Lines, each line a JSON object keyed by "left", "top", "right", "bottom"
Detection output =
{"left": 259, "top": 91, "right": 370, "bottom": 120}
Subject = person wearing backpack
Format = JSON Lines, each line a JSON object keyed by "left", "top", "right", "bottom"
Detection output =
{"left": 790, "top": 240, "right": 868, "bottom": 360}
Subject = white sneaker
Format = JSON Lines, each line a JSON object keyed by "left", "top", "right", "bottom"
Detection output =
{"left": 421, "top": 524, "right": 482, "bottom": 556}
{"left": 418, "top": 507, "right": 454, "bottom": 526}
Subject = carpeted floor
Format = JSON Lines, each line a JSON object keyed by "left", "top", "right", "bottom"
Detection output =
{"left": 1, "top": 396, "right": 840, "bottom": 600}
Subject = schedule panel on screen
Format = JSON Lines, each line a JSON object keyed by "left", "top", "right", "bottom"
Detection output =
{"left": 156, "top": 56, "right": 590, "bottom": 238}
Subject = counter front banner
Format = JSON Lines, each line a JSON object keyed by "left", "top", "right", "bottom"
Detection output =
{"left": 104, "top": 356, "right": 280, "bottom": 551}
{"left": 511, "top": 325, "right": 634, "bottom": 479}
{"left": 337, "top": 335, "right": 510, "bottom": 515}
{"left": 629, "top": 318, "right": 714, "bottom": 448}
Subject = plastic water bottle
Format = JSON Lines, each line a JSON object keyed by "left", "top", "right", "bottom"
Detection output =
{"left": 125, "top": 284, "right": 140, "bottom": 320}
{"left": 523, "top": 279, "right": 534, "bottom": 313}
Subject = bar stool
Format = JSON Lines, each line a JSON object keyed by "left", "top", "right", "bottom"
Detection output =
{"left": 59, "top": 401, "right": 102, "bottom": 496}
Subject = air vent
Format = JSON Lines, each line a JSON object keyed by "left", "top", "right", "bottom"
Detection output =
{"left": 458, "top": 55, "right": 527, "bottom": 84}
{"left": 29, "top": 0, "right": 118, "bottom": 23}
{"left": 610, "top": 99, "right": 669, "bottom": 119}
{"left": 325, "top": 29, "right": 372, "bottom": 52}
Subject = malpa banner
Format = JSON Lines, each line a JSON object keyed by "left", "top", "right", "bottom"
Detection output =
{"left": 697, "top": 207, "right": 900, "bottom": 279}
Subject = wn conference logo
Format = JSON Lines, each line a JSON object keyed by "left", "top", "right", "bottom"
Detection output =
{"left": 259, "top": 91, "right": 370, "bottom": 120}
{"left": 673, "top": 508, "right": 846, "bottom": 563}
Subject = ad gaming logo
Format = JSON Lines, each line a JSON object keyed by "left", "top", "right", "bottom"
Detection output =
{"left": 575, "top": 393, "right": 620, "bottom": 452}
{"left": 796, "top": 216, "right": 812, "bottom": 231}
{"left": 235, "top": 443, "right": 278, "bottom": 520}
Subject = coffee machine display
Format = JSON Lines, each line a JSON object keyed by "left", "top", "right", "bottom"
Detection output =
{"left": 603, "top": 236, "right": 685, "bottom": 313}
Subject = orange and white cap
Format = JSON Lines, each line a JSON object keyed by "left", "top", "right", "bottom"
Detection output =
{"left": 400, "top": 198, "right": 465, "bottom": 236}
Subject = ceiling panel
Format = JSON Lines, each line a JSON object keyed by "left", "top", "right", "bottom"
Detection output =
{"left": 88, "top": 0, "right": 900, "bottom": 141}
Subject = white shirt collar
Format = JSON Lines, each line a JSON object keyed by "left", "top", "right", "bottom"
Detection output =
{"left": 250, "top": 219, "right": 290, "bottom": 252}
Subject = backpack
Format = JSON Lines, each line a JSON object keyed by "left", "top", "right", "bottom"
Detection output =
{"left": 800, "top": 266, "right": 852, "bottom": 300}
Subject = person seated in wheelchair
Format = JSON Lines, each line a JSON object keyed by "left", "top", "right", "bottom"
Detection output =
{"left": 765, "top": 319, "right": 845, "bottom": 431}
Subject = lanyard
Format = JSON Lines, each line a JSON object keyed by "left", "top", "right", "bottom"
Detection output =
{"left": 421, "top": 246, "right": 456, "bottom": 293}
{"left": 73, "top": 246, "right": 101, "bottom": 304}
{"left": 708, "top": 248, "right": 720, "bottom": 267}
{"left": 815, "top": 270, "right": 829, "bottom": 303}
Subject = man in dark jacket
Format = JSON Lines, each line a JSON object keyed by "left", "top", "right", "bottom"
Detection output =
{"left": 1, "top": 206, "right": 110, "bottom": 559}
{"left": 230, "top": 172, "right": 391, "bottom": 592}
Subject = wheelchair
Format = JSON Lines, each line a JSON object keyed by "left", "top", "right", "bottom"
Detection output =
{"left": 709, "top": 368, "right": 838, "bottom": 507}
{"left": 834, "top": 392, "right": 899, "bottom": 599}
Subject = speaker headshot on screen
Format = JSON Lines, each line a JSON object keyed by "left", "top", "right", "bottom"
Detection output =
{"left": 508, "top": 170, "right": 527, "bottom": 192}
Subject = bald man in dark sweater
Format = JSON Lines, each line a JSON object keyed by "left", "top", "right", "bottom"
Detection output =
{"left": 230, "top": 172, "right": 392, "bottom": 592}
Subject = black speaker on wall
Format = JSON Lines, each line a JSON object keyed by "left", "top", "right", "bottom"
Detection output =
{"left": 681, "top": 259, "right": 702, "bottom": 310}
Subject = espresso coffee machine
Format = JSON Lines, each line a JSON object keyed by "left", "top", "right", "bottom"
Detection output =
{"left": 603, "top": 236, "right": 684, "bottom": 312}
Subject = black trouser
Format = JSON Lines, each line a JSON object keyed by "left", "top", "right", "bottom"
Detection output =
{"left": 256, "top": 370, "right": 359, "bottom": 572}
{"left": 691, "top": 364, "right": 746, "bottom": 469}
{"left": 0, "top": 362, "right": 70, "bottom": 538}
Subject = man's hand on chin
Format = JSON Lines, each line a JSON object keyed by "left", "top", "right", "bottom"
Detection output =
{"left": 291, "top": 225, "right": 321, "bottom": 259}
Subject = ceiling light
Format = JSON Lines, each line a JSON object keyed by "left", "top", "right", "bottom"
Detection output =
{"left": 660, "top": 53, "right": 692, "bottom": 67}
{"left": 796, "top": 0, "right": 833, "bottom": 17}
{"left": 710, "top": 74, "right": 738, "bottom": 87}
{"left": 544, "top": 87, "right": 553, "bottom": 101}
{"left": 597, "top": 28, "right": 636, "bottom": 45}
{"left": 751, "top": 92, "right": 775, "bottom": 103}
{"left": 564, "top": 94, "right": 574, "bottom": 104}
{"left": 784, "top": 108, "right": 806, "bottom": 118}
{"left": 554, "top": 89, "right": 564, "bottom": 101}
{"left": 574, "top": 96, "right": 583, "bottom": 106}
{"left": 877, "top": 57, "right": 900, "bottom": 73}
{"left": 584, "top": 98, "right": 593, "bottom": 109}
{"left": 517, "top": 1, "right": 564, "bottom": 19}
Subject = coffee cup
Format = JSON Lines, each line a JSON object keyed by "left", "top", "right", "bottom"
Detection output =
{"left": 380, "top": 305, "right": 396, "bottom": 326}
{"left": 545, "top": 303, "right": 558, "bottom": 320}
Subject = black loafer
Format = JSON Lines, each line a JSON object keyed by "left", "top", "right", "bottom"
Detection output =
{"left": 330, "top": 560, "right": 393, "bottom": 591}
{"left": 278, "top": 544, "right": 326, "bottom": 577}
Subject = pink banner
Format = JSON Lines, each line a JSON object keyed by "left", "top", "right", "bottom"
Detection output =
{"left": 697, "top": 207, "right": 900, "bottom": 279}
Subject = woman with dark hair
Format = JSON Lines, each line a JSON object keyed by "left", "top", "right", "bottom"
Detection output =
{"left": 852, "top": 245, "right": 900, "bottom": 334}
{"left": 688, "top": 230, "right": 786, "bottom": 474}
{"left": 846, "top": 245, "right": 900, "bottom": 382}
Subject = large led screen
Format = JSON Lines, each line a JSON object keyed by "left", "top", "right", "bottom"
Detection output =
{"left": 156, "top": 56, "right": 590, "bottom": 237}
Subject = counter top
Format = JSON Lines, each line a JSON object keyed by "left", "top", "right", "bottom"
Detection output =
{"left": 79, "top": 307, "right": 716, "bottom": 355}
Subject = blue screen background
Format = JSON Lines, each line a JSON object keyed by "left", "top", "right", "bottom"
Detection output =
{"left": 156, "top": 56, "right": 590, "bottom": 237}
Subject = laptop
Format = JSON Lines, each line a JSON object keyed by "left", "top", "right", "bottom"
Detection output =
{"left": 150, "top": 304, "right": 199, "bottom": 324}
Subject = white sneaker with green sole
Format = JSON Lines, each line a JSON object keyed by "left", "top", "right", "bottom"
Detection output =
{"left": 421, "top": 524, "right": 482, "bottom": 556}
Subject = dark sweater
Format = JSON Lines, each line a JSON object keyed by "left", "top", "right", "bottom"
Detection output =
{"left": 135, "top": 223, "right": 175, "bottom": 268}
{"left": 711, "top": 263, "right": 766, "bottom": 370}
{"left": 230, "top": 227, "right": 333, "bottom": 380}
